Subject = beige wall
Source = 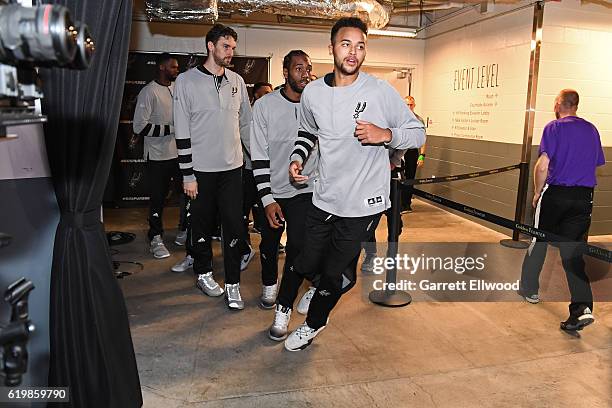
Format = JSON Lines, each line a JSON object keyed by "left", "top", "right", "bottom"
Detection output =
{"left": 422, "top": 3, "right": 534, "bottom": 145}
{"left": 534, "top": 0, "right": 612, "bottom": 147}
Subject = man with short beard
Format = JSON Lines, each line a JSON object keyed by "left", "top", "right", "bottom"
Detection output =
{"left": 249, "top": 50, "right": 319, "bottom": 339}
{"left": 283, "top": 18, "right": 426, "bottom": 351}
{"left": 173, "top": 24, "right": 253, "bottom": 310}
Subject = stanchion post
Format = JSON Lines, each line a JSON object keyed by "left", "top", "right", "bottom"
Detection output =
{"left": 512, "top": 161, "right": 530, "bottom": 241}
{"left": 369, "top": 177, "right": 412, "bottom": 307}
{"left": 501, "top": 1, "right": 544, "bottom": 250}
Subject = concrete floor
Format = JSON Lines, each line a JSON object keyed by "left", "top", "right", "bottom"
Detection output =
{"left": 104, "top": 199, "right": 612, "bottom": 408}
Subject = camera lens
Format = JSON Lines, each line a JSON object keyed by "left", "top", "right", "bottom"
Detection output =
{"left": 68, "top": 22, "right": 95, "bottom": 69}
{"left": 0, "top": 4, "right": 78, "bottom": 65}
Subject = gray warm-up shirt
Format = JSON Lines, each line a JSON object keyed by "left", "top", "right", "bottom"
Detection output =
{"left": 250, "top": 88, "right": 318, "bottom": 207}
{"left": 290, "top": 72, "right": 426, "bottom": 217}
{"left": 173, "top": 66, "right": 252, "bottom": 181}
{"left": 132, "top": 80, "right": 177, "bottom": 161}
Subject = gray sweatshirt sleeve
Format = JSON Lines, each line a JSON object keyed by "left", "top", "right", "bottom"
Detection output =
{"left": 383, "top": 83, "right": 426, "bottom": 150}
{"left": 290, "top": 90, "right": 318, "bottom": 164}
{"left": 249, "top": 99, "right": 275, "bottom": 207}
{"left": 173, "top": 75, "right": 196, "bottom": 183}
{"left": 239, "top": 79, "right": 253, "bottom": 153}
{"left": 133, "top": 87, "right": 174, "bottom": 138}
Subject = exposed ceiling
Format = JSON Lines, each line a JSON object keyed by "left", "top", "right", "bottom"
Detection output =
{"left": 139, "top": 0, "right": 460, "bottom": 30}
{"left": 139, "top": 0, "right": 612, "bottom": 32}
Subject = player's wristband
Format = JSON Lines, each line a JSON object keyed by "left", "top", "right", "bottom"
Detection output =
{"left": 418, "top": 154, "right": 425, "bottom": 161}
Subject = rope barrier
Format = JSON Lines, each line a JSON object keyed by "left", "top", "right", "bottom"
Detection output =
{"left": 400, "top": 164, "right": 521, "bottom": 186}
{"left": 411, "top": 187, "right": 611, "bottom": 263}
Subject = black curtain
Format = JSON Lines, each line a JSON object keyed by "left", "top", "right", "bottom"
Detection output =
{"left": 41, "top": 0, "right": 142, "bottom": 407}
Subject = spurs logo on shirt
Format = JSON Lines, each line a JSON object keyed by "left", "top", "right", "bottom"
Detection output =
{"left": 232, "top": 86, "right": 238, "bottom": 96}
{"left": 353, "top": 101, "right": 367, "bottom": 119}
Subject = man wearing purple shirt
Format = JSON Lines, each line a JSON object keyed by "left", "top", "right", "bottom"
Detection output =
{"left": 520, "top": 89, "right": 606, "bottom": 332}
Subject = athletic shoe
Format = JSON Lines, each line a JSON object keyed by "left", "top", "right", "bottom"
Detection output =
{"left": 268, "top": 304, "right": 292, "bottom": 341}
{"left": 517, "top": 289, "right": 540, "bottom": 304}
{"left": 196, "top": 272, "right": 223, "bottom": 297}
{"left": 361, "top": 253, "right": 376, "bottom": 274}
{"left": 560, "top": 307, "right": 594, "bottom": 331}
{"left": 296, "top": 286, "right": 316, "bottom": 315}
{"left": 260, "top": 283, "right": 278, "bottom": 309}
{"left": 284, "top": 321, "right": 326, "bottom": 352}
{"left": 175, "top": 230, "right": 187, "bottom": 246}
{"left": 278, "top": 243, "right": 286, "bottom": 254}
{"left": 225, "top": 283, "right": 244, "bottom": 310}
{"left": 240, "top": 246, "right": 255, "bottom": 271}
{"left": 150, "top": 235, "right": 170, "bottom": 259}
{"left": 171, "top": 255, "right": 193, "bottom": 273}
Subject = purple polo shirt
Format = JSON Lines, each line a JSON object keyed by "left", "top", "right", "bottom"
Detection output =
{"left": 539, "top": 116, "right": 606, "bottom": 188}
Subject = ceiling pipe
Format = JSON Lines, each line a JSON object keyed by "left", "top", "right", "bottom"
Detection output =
{"left": 393, "top": 2, "right": 469, "bottom": 13}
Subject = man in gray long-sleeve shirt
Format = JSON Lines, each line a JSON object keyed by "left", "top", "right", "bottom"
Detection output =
{"left": 133, "top": 53, "right": 189, "bottom": 260}
{"left": 249, "top": 50, "right": 320, "bottom": 340}
{"left": 283, "top": 17, "right": 426, "bottom": 351}
{"left": 173, "top": 23, "right": 253, "bottom": 310}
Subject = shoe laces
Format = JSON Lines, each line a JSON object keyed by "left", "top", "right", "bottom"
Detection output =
{"left": 227, "top": 283, "right": 242, "bottom": 301}
{"left": 263, "top": 285, "right": 276, "bottom": 298}
{"left": 199, "top": 273, "right": 218, "bottom": 289}
{"left": 295, "top": 322, "right": 314, "bottom": 339}
{"left": 274, "top": 306, "right": 291, "bottom": 326}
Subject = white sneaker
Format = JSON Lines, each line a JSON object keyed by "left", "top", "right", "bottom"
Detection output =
{"left": 150, "top": 235, "right": 170, "bottom": 259}
{"left": 171, "top": 255, "right": 193, "bottom": 273}
{"left": 240, "top": 246, "right": 255, "bottom": 271}
{"left": 260, "top": 283, "right": 278, "bottom": 309}
{"left": 175, "top": 230, "right": 187, "bottom": 246}
{"left": 284, "top": 321, "right": 326, "bottom": 351}
{"left": 296, "top": 286, "right": 316, "bottom": 315}
{"left": 268, "top": 304, "right": 292, "bottom": 341}
{"left": 196, "top": 272, "right": 223, "bottom": 297}
{"left": 225, "top": 283, "right": 244, "bottom": 310}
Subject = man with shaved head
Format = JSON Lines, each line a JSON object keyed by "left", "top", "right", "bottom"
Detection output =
{"left": 519, "top": 89, "right": 606, "bottom": 333}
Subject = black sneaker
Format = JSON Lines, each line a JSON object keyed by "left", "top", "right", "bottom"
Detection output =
{"left": 560, "top": 307, "right": 594, "bottom": 332}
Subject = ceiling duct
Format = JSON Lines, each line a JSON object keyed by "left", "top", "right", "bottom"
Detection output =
{"left": 145, "top": 0, "right": 219, "bottom": 22}
{"left": 145, "top": 0, "right": 390, "bottom": 29}
{"left": 219, "top": 0, "right": 390, "bottom": 28}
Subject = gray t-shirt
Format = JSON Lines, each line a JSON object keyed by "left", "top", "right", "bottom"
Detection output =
{"left": 250, "top": 89, "right": 318, "bottom": 207}
{"left": 173, "top": 66, "right": 252, "bottom": 181}
{"left": 132, "top": 81, "right": 177, "bottom": 161}
{"left": 290, "top": 72, "right": 426, "bottom": 217}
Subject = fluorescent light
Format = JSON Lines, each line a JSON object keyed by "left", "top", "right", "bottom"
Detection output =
{"left": 369, "top": 29, "right": 417, "bottom": 38}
